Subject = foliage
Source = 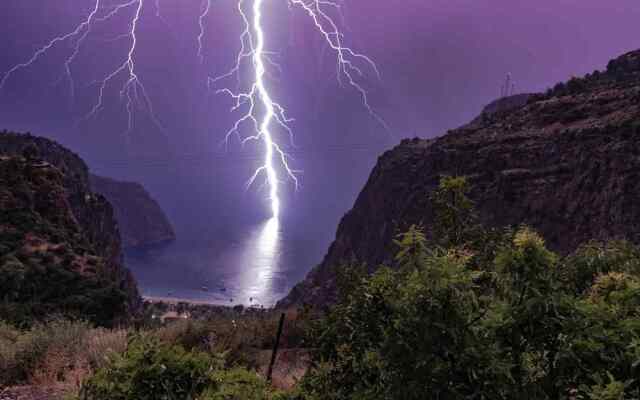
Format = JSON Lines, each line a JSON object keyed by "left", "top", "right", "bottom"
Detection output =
{"left": 1, "top": 305, "right": 310, "bottom": 395}
{"left": 0, "top": 155, "right": 128, "bottom": 327}
{"left": 5, "top": 171, "right": 640, "bottom": 399}
{"left": 430, "top": 175, "right": 479, "bottom": 247}
{"left": 79, "top": 336, "right": 217, "bottom": 400}
{"left": 561, "top": 240, "right": 640, "bottom": 295}
{"left": 0, "top": 252, "right": 127, "bottom": 327}
{"left": 296, "top": 176, "right": 640, "bottom": 399}
{"left": 203, "top": 367, "right": 288, "bottom": 400}
{"left": 584, "top": 373, "right": 630, "bottom": 400}
{"left": 0, "top": 319, "right": 94, "bottom": 387}
{"left": 148, "top": 309, "right": 311, "bottom": 369}
{"left": 78, "top": 335, "right": 288, "bottom": 400}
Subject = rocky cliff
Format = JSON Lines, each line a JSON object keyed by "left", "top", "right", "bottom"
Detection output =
{"left": 90, "top": 175, "right": 175, "bottom": 250}
{"left": 279, "top": 49, "right": 640, "bottom": 308}
{"left": 473, "top": 93, "right": 533, "bottom": 121}
{"left": 0, "top": 132, "right": 140, "bottom": 324}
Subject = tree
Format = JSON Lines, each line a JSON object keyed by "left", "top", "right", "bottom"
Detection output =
{"left": 298, "top": 182, "right": 640, "bottom": 399}
{"left": 393, "top": 224, "right": 427, "bottom": 271}
{"left": 431, "top": 175, "right": 478, "bottom": 247}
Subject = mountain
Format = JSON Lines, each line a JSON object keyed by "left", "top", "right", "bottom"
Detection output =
{"left": 90, "top": 175, "right": 175, "bottom": 250}
{"left": 278, "top": 49, "right": 640, "bottom": 308}
{"left": 0, "top": 132, "right": 140, "bottom": 325}
{"left": 474, "top": 93, "right": 533, "bottom": 120}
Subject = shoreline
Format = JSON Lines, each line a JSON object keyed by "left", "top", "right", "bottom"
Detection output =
{"left": 142, "top": 295, "right": 270, "bottom": 309}
{"left": 143, "top": 295, "right": 234, "bottom": 306}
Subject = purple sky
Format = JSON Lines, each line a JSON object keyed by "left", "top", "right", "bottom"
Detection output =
{"left": 0, "top": 0, "right": 638, "bottom": 232}
{"left": 348, "top": 0, "right": 640, "bottom": 136}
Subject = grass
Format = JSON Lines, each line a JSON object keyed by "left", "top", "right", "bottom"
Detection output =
{"left": 0, "top": 307, "right": 312, "bottom": 398}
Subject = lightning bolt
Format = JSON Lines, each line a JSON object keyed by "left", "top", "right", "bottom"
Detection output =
{"left": 209, "top": 0, "right": 298, "bottom": 219}
{"left": 288, "top": 0, "right": 388, "bottom": 131}
{"left": 0, "top": 0, "right": 101, "bottom": 92}
{"left": 3, "top": 0, "right": 385, "bottom": 219}
{"left": 84, "top": 0, "right": 165, "bottom": 145}
{"left": 1, "top": 0, "right": 163, "bottom": 146}
{"left": 197, "top": 0, "right": 212, "bottom": 63}
{"left": 60, "top": 0, "right": 101, "bottom": 102}
{"left": 208, "top": 0, "right": 385, "bottom": 219}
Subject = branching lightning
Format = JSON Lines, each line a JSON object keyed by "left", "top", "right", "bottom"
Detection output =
{"left": 1, "top": 0, "right": 163, "bottom": 145}
{"left": 2, "top": 0, "right": 385, "bottom": 219}
{"left": 209, "top": 0, "right": 386, "bottom": 218}
{"left": 0, "top": 0, "right": 101, "bottom": 92}
{"left": 60, "top": 0, "right": 101, "bottom": 102}
{"left": 209, "top": 0, "right": 298, "bottom": 220}
{"left": 91, "top": 1, "right": 159, "bottom": 144}
{"left": 289, "top": 0, "right": 387, "bottom": 130}
{"left": 83, "top": 0, "right": 165, "bottom": 144}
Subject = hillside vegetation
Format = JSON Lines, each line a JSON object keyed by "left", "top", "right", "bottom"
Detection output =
{"left": 0, "top": 132, "right": 140, "bottom": 326}
{"left": 4, "top": 177, "right": 640, "bottom": 399}
{"left": 0, "top": 154, "right": 129, "bottom": 326}
{"left": 280, "top": 49, "right": 640, "bottom": 308}
{"left": 297, "top": 177, "right": 640, "bottom": 399}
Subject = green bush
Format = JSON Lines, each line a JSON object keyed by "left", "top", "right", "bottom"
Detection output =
{"left": 80, "top": 336, "right": 217, "bottom": 400}
{"left": 296, "top": 176, "right": 640, "bottom": 399}
{"left": 79, "top": 335, "right": 286, "bottom": 400}
{"left": 0, "top": 252, "right": 128, "bottom": 327}
{"left": 203, "top": 368, "right": 286, "bottom": 400}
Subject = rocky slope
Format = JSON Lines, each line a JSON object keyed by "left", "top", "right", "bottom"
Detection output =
{"left": 473, "top": 93, "right": 533, "bottom": 120}
{"left": 279, "top": 49, "right": 640, "bottom": 308}
{"left": 90, "top": 175, "right": 175, "bottom": 250}
{"left": 0, "top": 132, "right": 140, "bottom": 324}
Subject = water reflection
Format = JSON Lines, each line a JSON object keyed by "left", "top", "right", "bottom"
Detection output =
{"left": 238, "top": 217, "right": 281, "bottom": 305}
{"left": 127, "top": 217, "right": 293, "bottom": 307}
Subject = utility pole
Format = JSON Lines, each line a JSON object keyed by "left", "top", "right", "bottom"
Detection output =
{"left": 267, "top": 313, "right": 286, "bottom": 383}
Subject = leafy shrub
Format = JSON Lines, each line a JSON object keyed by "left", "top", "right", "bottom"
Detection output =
{"left": 79, "top": 335, "right": 286, "bottom": 400}
{"left": 584, "top": 373, "right": 629, "bottom": 400}
{"left": 296, "top": 177, "right": 640, "bottom": 399}
{"left": 203, "top": 368, "right": 284, "bottom": 400}
{"left": 80, "top": 336, "right": 218, "bottom": 400}
{"left": 562, "top": 240, "right": 640, "bottom": 295}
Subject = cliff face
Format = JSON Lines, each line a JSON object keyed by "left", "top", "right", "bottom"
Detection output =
{"left": 90, "top": 175, "right": 175, "bottom": 250}
{"left": 0, "top": 132, "right": 140, "bottom": 323}
{"left": 279, "top": 49, "right": 640, "bottom": 308}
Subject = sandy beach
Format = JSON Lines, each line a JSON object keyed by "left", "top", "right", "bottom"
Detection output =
{"left": 143, "top": 295, "right": 234, "bottom": 306}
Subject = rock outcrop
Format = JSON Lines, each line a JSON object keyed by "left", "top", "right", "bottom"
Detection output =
{"left": 278, "top": 49, "right": 640, "bottom": 308}
{"left": 473, "top": 93, "right": 533, "bottom": 121}
{"left": 0, "top": 132, "right": 140, "bottom": 323}
{"left": 90, "top": 175, "right": 175, "bottom": 250}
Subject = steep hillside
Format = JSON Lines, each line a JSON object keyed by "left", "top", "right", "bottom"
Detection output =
{"left": 0, "top": 132, "right": 140, "bottom": 325}
{"left": 90, "top": 175, "right": 175, "bottom": 250}
{"left": 279, "top": 49, "right": 640, "bottom": 308}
